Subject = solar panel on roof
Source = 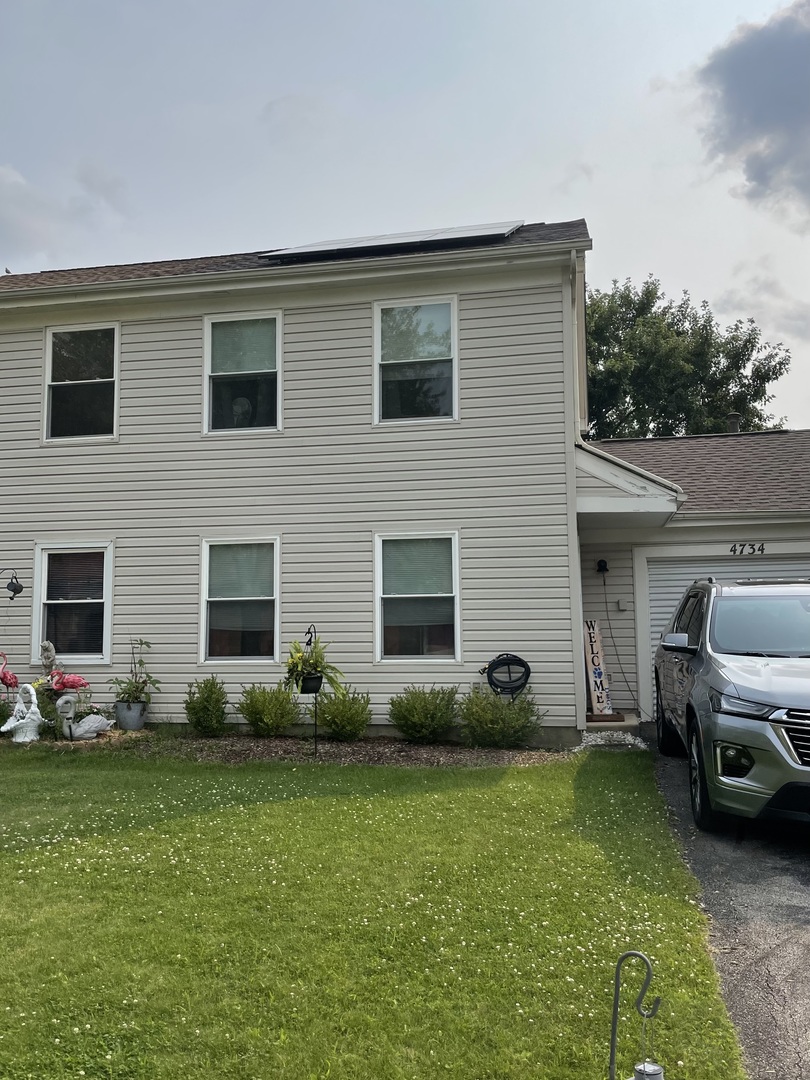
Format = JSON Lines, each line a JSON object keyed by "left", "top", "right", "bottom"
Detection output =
{"left": 262, "top": 220, "right": 524, "bottom": 259}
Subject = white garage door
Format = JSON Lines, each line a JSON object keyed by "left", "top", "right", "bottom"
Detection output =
{"left": 648, "top": 554, "right": 810, "bottom": 664}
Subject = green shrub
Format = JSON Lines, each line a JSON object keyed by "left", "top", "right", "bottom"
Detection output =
{"left": 239, "top": 682, "right": 300, "bottom": 736}
{"left": 0, "top": 698, "right": 11, "bottom": 726}
{"left": 184, "top": 675, "right": 229, "bottom": 737}
{"left": 388, "top": 685, "right": 458, "bottom": 743}
{"left": 310, "top": 686, "right": 371, "bottom": 741}
{"left": 458, "top": 686, "right": 544, "bottom": 748}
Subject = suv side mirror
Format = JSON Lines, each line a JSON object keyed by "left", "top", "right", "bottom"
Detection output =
{"left": 660, "top": 632, "right": 698, "bottom": 655}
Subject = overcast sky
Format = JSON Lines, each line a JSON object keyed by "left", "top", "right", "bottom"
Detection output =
{"left": 1, "top": 0, "right": 808, "bottom": 426}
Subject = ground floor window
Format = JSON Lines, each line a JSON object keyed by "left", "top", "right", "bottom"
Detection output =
{"left": 379, "top": 535, "right": 457, "bottom": 658}
{"left": 204, "top": 541, "right": 276, "bottom": 659}
{"left": 35, "top": 544, "right": 112, "bottom": 662}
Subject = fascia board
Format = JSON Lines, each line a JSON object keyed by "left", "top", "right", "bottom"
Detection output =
{"left": 664, "top": 509, "right": 810, "bottom": 528}
{"left": 577, "top": 495, "right": 681, "bottom": 516}
{"left": 0, "top": 240, "right": 592, "bottom": 312}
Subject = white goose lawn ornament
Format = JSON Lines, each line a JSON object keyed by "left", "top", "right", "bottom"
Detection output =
{"left": 56, "top": 694, "right": 114, "bottom": 740}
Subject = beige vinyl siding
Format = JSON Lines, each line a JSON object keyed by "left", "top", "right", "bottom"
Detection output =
{"left": 0, "top": 280, "right": 578, "bottom": 728}
{"left": 579, "top": 543, "right": 638, "bottom": 714}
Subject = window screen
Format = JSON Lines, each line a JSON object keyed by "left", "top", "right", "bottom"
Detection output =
{"left": 379, "top": 303, "right": 453, "bottom": 421}
{"left": 48, "top": 327, "right": 116, "bottom": 438}
{"left": 381, "top": 537, "right": 455, "bottom": 657}
{"left": 209, "top": 318, "right": 278, "bottom": 430}
{"left": 206, "top": 543, "right": 275, "bottom": 658}
{"left": 44, "top": 550, "right": 105, "bottom": 655}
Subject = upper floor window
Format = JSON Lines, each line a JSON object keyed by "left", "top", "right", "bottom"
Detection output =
{"left": 33, "top": 543, "right": 113, "bottom": 664}
{"left": 378, "top": 534, "right": 459, "bottom": 659}
{"left": 204, "top": 313, "right": 281, "bottom": 433}
{"left": 375, "top": 298, "right": 457, "bottom": 423}
{"left": 202, "top": 540, "right": 277, "bottom": 660}
{"left": 46, "top": 325, "right": 118, "bottom": 439}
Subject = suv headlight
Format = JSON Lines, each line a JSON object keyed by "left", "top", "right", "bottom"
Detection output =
{"left": 709, "top": 691, "right": 773, "bottom": 720}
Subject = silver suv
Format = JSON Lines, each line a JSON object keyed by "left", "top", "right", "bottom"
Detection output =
{"left": 654, "top": 578, "right": 810, "bottom": 830}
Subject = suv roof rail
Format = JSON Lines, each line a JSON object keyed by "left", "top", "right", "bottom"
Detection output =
{"left": 733, "top": 578, "right": 810, "bottom": 585}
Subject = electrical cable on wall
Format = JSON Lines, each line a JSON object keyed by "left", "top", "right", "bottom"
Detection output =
{"left": 599, "top": 565, "right": 655, "bottom": 723}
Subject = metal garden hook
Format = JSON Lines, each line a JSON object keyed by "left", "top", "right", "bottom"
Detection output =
{"left": 608, "top": 951, "right": 661, "bottom": 1080}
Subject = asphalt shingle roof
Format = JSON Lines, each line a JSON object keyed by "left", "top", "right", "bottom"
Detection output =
{"left": 597, "top": 430, "right": 810, "bottom": 514}
{"left": 0, "top": 219, "right": 590, "bottom": 293}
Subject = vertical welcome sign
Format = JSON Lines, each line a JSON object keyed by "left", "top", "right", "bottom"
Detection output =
{"left": 584, "top": 619, "right": 613, "bottom": 715}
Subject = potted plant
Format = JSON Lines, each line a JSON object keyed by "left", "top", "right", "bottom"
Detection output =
{"left": 284, "top": 636, "right": 344, "bottom": 695}
{"left": 108, "top": 638, "right": 161, "bottom": 730}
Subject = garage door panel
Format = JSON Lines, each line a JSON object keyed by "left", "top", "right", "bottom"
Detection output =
{"left": 648, "top": 555, "right": 810, "bottom": 664}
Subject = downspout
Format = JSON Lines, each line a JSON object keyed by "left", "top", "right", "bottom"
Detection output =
{"left": 563, "top": 249, "right": 589, "bottom": 730}
{"left": 570, "top": 249, "right": 589, "bottom": 438}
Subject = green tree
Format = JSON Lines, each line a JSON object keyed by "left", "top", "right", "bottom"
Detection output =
{"left": 586, "top": 277, "right": 790, "bottom": 440}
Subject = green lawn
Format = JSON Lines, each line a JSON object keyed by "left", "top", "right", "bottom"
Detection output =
{"left": 0, "top": 744, "right": 745, "bottom": 1079}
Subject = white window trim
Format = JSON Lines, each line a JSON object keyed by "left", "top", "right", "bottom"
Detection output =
{"left": 43, "top": 323, "right": 120, "bottom": 443}
{"left": 31, "top": 541, "right": 114, "bottom": 665}
{"left": 374, "top": 531, "right": 461, "bottom": 662}
{"left": 199, "top": 537, "right": 280, "bottom": 663}
{"left": 373, "top": 295, "right": 459, "bottom": 426}
{"left": 202, "top": 311, "right": 284, "bottom": 436}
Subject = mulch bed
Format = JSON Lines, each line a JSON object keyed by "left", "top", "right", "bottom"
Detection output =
{"left": 46, "top": 729, "right": 570, "bottom": 768}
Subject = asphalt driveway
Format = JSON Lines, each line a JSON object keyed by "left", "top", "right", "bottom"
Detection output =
{"left": 644, "top": 723, "right": 810, "bottom": 1079}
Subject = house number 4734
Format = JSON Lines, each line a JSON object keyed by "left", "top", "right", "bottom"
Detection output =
{"left": 729, "top": 543, "right": 765, "bottom": 555}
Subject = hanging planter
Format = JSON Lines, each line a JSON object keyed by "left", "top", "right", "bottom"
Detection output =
{"left": 283, "top": 625, "right": 344, "bottom": 696}
{"left": 299, "top": 673, "right": 324, "bottom": 695}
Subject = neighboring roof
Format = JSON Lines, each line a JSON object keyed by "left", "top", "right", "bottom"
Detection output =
{"left": 596, "top": 430, "right": 810, "bottom": 514}
{"left": 0, "top": 219, "right": 590, "bottom": 294}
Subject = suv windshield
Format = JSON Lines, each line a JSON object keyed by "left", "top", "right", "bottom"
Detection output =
{"left": 709, "top": 594, "right": 810, "bottom": 657}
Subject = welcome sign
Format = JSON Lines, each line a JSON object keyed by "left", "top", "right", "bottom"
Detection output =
{"left": 584, "top": 619, "right": 613, "bottom": 715}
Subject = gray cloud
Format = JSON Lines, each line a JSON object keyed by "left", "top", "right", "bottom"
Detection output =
{"left": 549, "top": 161, "right": 595, "bottom": 196}
{"left": 75, "top": 161, "right": 129, "bottom": 216}
{"left": 0, "top": 163, "right": 129, "bottom": 271}
{"left": 698, "top": 1, "right": 810, "bottom": 218}
{"left": 717, "top": 271, "right": 810, "bottom": 342}
{"left": 0, "top": 166, "right": 73, "bottom": 265}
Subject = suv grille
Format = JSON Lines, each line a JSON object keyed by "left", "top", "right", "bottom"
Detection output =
{"left": 783, "top": 724, "right": 810, "bottom": 766}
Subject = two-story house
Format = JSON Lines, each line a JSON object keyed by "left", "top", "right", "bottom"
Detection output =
{"left": 1, "top": 219, "right": 617, "bottom": 741}
{"left": 17, "top": 217, "right": 802, "bottom": 743}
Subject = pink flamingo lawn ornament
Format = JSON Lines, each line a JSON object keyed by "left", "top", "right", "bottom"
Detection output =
{"left": 0, "top": 652, "right": 19, "bottom": 696}
{"left": 50, "top": 671, "right": 90, "bottom": 693}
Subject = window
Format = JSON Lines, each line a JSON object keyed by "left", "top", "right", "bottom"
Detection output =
{"left": 204, "top": 313, "right": 280, "bottom": 432}
{"left": 203, "top": 541, "right": 277, "bottom": 659}
{"left": 33, "top": 544, "right": 113, "bottom": 663}
{"left": 379, "top": 535, "right": 458, "bottom": 658}
{"left": 375, "top": 298, "right": 456, "bottom": 422}
{"left": 46, "top": 325, "right": 117, "bottom": 439}
{"left": 674, "top": 593, "right": 702, "bottom": 646}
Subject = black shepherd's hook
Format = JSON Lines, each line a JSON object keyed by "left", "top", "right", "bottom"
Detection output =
{"left": 608, "top": 951, "right": 661, "bottom": 1080}
{"left": 304, "top": 624, "right": 316, "bottom": 649}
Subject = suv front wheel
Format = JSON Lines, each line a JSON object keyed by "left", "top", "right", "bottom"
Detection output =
{"left": 689, "top": 725, "right": 720, "bottom": 831}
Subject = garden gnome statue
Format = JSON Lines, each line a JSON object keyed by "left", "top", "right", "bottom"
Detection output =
{"left": 1, "top": 684, "right": 45, "bottom": 743}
